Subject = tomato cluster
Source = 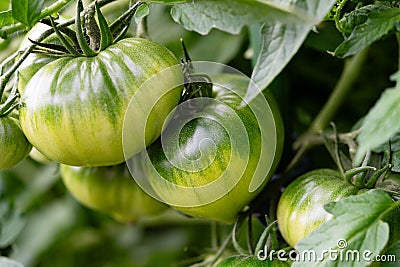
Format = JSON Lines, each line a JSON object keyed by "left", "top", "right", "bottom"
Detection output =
{"left": 0, "top": 3, "right": 284, "bottom": 225}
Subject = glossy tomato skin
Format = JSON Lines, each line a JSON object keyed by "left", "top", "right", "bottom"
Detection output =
{"left": 0, "top": 116, "right": 32, "bottom": 169}
{"left": 217, "top": 256, "right": 290, "bottom": 267}
{"left": 131, "top": 74, "right": 284, "bottom": 224}
{"left": 60, "top": 164, "right": 167, "bottom": 222}
{"left": 19, "top": 37, "right": 183, "bottom": 166}
{"left": 277, "top": 169, "right": 359, "bottom": 248}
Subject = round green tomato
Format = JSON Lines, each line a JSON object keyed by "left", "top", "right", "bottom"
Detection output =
{"left": 277, "top": 169, "right": 359, "bottom": 247}
{"left": 0, "top": 116, "right": 32, "bottom": 169}
{"left": 130, "top": 74, "right": 284, "bottom": 223}
{"left": 19, "top": 37, "right": 183, "bottom": 166}
{"left": 60, "top": 164, "right": 167, "bottom": 222}
{"left": 217, "top": 256, "right": 290, "bottom": 267}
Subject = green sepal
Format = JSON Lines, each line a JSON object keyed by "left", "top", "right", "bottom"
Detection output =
{"left": 75, "top": 0, "right": 97, "bottom": 57}
{"left": 95, "top": 2, "right": 113, "bottom": 51}
{"left": 49, "top": 16, "right": 81, "bottom": 57}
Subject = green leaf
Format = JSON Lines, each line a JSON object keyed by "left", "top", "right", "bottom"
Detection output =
{"left": 134, "top": 3, "right": 150, "bottom": 24}
{"left": 170, "top": 0, "right": 320, "bottom": 35}
{"left": 0, "top": 201, "right": 26, "bottom": 248}
{"left": 0, "top": 10, "right": 18, "bottom": 28}
{"left": 355, "top": 72, "right": 400, "bottom": 165}
{"left": 0, "top": 257, "right": 24, "bottom": 267}
{"left": 11, "top": 0, "right": 43, "bottom": 26}
{"left": 380, "top": 241, "right": 400, "bottom": 266}
{"left": 293, "top": 190, "right": 394, "bottom": 267}
{"left": 244, "top": 21, "right": 310, "bottom": 105}
{"left": 334, "top": 6, "right": 400, "bottom": 58}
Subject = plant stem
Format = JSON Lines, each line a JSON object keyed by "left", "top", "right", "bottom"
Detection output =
{"left": 310, "top": 47, "right": 369, "bottom": 133}
{"left": 396, "top": 32, "right": 400, "bottom": 71}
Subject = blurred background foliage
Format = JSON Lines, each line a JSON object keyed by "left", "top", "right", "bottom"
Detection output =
{"left": 0, "top": 0, "right": 399, "bottom": 266}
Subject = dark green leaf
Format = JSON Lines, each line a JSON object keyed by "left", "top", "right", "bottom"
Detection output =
{"left": 11, "top": 0, "right": 44, "bottom": 26}
{"left": 355, "top": 72, "right": 400, "bottom": 165}
{"left": 334, "top": 6, "right": 400, "bottom": 58}
{"left": 0, "top": 257, "right": 24, "bottom": 267}
{"left": 134, "top": 3, "right": 150, "bottom": 24}
{"left": 0, "top": 10, "right": 18, "bottom": 28}
{"left": 293, "top": 190, "right": 394, "bottom": 267}
{"left": 380, "top": 241, "right": 400, "bottom": 266}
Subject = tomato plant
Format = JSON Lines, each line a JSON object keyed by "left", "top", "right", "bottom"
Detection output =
{"left": 60, "top": 163, "right": 167, "bottom": 222}
{"left": 129, "top": 73, "right": 284, "bottom": 224}
{"left": 2, "top": 0, "right": 400, "bottom": 266}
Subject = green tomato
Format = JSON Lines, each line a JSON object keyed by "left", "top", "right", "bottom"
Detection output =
{"left": 0, "top": 116, "right": 32, "bottom": 169}
{"left": 129, "top": 74, "right": 284, "bottom": 223}
{"left": 276, "top": 169, "right": 359, "bottom": 248}
{"left": 60, "top": 164, "right": 167, "bottom": 222}
{"left": 19, "top": 37, "right": 183, "bottom": 166}
{"left": 216, "top": 256, "right": 290, "bottom": 267}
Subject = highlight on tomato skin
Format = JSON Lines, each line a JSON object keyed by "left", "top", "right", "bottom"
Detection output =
{"left": 126, "top": 72, "right": 285, "bottom": 224}
{"left": 60, "top": 163, "right": 167, "bottom": 223}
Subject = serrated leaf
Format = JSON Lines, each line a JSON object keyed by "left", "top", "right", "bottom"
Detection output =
{"left": 355, "top": 72, "right": 400, "bottom": 165}
{"left": 243, "top": 0, "right": 336, "bottom": 105}
{"left": 0, "top": 257, "right": 24, "bottom": 267}
{"left": 171, "top": 0, "right": 320, "bottom": 35}
{"left": 134, "top": 3, "right": 150, "bottom": 24}
{"left": 243, "top": 21, "right": 310, "bottom": 106}
{"left": 11, "top": 0, "right": 43, "bottom": 26}
{"left": 293, "top": 190, "right": 394, "bottom": 267}
{"left": 334, "top": 6, "right": 400, "bottom": 58}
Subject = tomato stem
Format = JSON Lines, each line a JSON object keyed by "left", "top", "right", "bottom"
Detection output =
{"left": 310, "top": 47, "right": 369, "bottom": 133}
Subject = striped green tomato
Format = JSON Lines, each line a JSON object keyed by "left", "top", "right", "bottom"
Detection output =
{"left": 60, "top": 164, "right": 167, "bottom": 222}
{"left": 216, "top": 256, "right": 290, "bottom": 267}
{"left": 19, "top": 37, "right": 183, "bottom": 166}
{"left": 129, "top": 74, "right": 284, "bottom": 224}
{"left": 276, "top": 169, "right": 359, "bottom": 248}
{"left": 0, "top": 116, "right": 32, "bottom": 169}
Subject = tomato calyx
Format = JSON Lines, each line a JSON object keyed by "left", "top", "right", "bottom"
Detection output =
{"left": 31, "top": 0, "right": 145, "bottom": 57}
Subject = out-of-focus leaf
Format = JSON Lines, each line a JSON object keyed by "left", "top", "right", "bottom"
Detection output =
{"left": 0, "top": 10, "right": 18, "bottom": 28}
{"left": 355, "top": 72, "right": 400, "bottom": 165}
{"left": 381, "top": 241, "right": 400, "bottom": 266}
{"left": 0, "top": 257, "right": 24, "bottom": 267}
{"left": 134, "top": 2, "right": 150, "bottom": 24}
{"left": 11, "top": 0, "right": 43, "bottom": 26}
{"left": 0, "top": 201, "right": 26, "bottom": 248}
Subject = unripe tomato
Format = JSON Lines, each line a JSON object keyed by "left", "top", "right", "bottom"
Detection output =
{"left": 129, "top": 73, "right": 284, "bottom": 223}
{"left": 276, "top": 169, "right": 359, "bottom": 247}
{"left": 0, "top": 116, "right": 32, "bottom": 169}
{"left": 19, "top": 35, "right": 183, "bottom": 166}
{"left": 60, "top": 164, "right": 167, "bottom": 222}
